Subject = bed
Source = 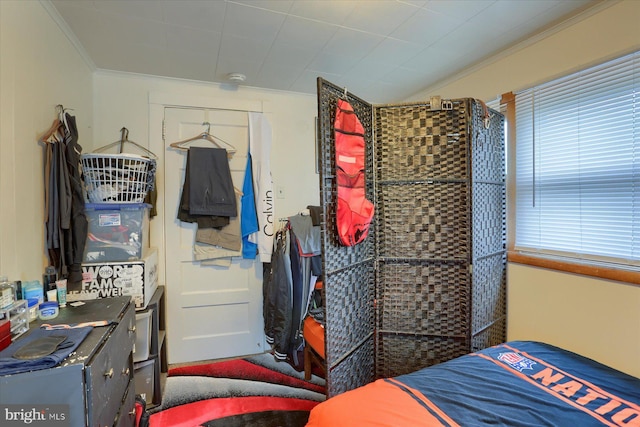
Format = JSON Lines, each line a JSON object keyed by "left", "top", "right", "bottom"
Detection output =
{"left": 306, "top": 341, "right": 640, "bottom": 426}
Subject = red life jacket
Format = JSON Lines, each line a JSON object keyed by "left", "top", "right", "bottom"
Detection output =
{"left": 334, "top": 99, "right": 374, "bottom": 246}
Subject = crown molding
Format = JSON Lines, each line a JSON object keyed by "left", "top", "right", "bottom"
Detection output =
{"left": 39, "top": 0, "right": 96, "bottom": 72}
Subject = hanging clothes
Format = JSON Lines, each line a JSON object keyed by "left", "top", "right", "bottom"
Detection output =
{"left": 264, "top": 216, "right": 322, "bottom": 368}
{"left": 289, "top": 213, "right": 321, "bottom": 257}
{"left": 177, "top": 147, "right": 235, "bottom": 226}
{"left": 264, "top": 227, "right": 293, "bottom": 362}
{"left": 63, "top": 114, "right": 88, "bottom": 285}
{"left": 193, "top": 193, "right": 243, "bottom": 264}
{"left": 241, "top": 154, "right": 259, "bottom": 259}
{"left": 43, "top": 111, "right": 87, "bottom": 286}
{"left": 188, "top": 147, "right": 237, "bottom": 217}
{"left": 248, "top": 112, "right": 275, "bottom": 263}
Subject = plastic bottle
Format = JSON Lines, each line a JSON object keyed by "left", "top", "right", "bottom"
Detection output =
{"left": 43, "top": 266, "right": 57, "bottom": 294}
{"left": 0, "top": 276, "right": 14, "bottom": 309}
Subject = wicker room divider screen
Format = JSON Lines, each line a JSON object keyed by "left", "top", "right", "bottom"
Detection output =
{"left": 316, "top": 78, "right": 506, "bottom": 397}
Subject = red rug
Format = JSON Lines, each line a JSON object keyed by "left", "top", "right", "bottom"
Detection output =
{"left": 149, "top": 353, "right": 325, "bottom": 427}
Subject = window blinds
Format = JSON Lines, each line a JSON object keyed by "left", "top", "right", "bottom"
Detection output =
{"left": 515, "top": 50, "right": 640, "bottom": 267}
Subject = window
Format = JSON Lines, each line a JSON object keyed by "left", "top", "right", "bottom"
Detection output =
{"left": 514, "top": 50, "right": 640, "bottom": 273}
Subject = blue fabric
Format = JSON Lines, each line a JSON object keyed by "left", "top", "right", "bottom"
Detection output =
{"left": 393, "top": 341, "right": 640, "bottom": 427}
{"left": 0, "top": 326, "right": 92, "bottom": 375}
{"left": 241, "top": 154, "right": 258, "bottom": 259}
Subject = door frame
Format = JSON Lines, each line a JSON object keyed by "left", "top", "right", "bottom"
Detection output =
{"left": 148, "top": 92, "right": 270, "bottom": 361}
{"left": 148, "top": 92, "right": 268, "bottom": 287}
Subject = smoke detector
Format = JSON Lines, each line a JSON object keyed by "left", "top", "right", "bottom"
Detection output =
{"left": 227, "top": 73, "right": 246, "bottom": 83}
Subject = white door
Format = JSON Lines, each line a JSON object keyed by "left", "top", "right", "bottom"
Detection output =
{"left": 163, "top": 107, "right": 264, "bottom": 364}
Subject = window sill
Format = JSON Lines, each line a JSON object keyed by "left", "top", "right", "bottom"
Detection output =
{"left": 507, "top": 251, "right": 640, "bottom": 286}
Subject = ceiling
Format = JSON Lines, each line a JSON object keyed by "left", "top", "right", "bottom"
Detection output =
{"left": 50, "top": 0, "right": 599, "bottom": 103}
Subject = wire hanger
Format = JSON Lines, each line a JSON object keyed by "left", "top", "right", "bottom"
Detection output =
{"left": 58, "top": 104, "right": 74, "bottom": 131}
{"left": 39, "top": 106, "right": 64, "bottom": 144}
{"left": 93, "top": 127, "right": 157, "bottom": 158}
{"left": 169, "top": 122, "right": 236, "bottom": 157}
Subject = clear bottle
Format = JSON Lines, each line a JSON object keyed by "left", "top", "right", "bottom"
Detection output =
{"left": 0, "top": 276, "right": 15, "bottom": 310}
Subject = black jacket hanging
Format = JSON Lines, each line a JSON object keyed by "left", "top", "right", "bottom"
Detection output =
{"left": 63, "top": 114, "right": 88, "bottom": 285}
{"left": 44, "top": 112, "right": 87, "bottom": 286}
{"left": 264, "top": 228, "right": 293, "bottom": 361}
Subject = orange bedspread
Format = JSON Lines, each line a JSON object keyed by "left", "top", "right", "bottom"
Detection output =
{"left": 306, "top": 378, "right": 454, "bottom": 427}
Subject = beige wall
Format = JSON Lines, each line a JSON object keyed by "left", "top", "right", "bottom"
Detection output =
{"left": 92, "top": 71, "right": 320, "bottom": 286}
{"left": 0, "top": 1, "right": 93, "bottom": 282}
{"left": 92, "top": 71, "right": 319, "bottom": 222}
{"left": 509, "top": 265, "right": 640, "bottom": 378}
{"left": 408, "top": 0, "right": 640, "bottom": 378}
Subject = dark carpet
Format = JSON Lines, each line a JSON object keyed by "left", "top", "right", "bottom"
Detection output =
{"left": 149, "top": 353, "right": 326, "bottom": 427}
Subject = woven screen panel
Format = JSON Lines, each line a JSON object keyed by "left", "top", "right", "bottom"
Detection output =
{"left": 378, "top": 260, "right": 469, "bottom": 336}
{"left": 471, "top": 318, "right": 507, "bottom": 352}
{"left": 375, "top": 106, "right": 468, "bottom": 182}
{"left": 471, "top": 253, "right": 507, "bottom": 332}
{"left": 471, "top": 183, "right": 506, "bottom": 258}
{"left": 377, "top": 182, "right": 468, "bottom": 259}
{"left": 317, "top": 78, "right": 377, "bottom": 396}
{"left": 324, "top": 261, "right": 376, "bottom": 367}
{"left": 471, "top": 104, "right": 505, "bottom": 184}
{"left": 471, "top": 100, "right": 506, "bottom": 261}
{"left": 327, "top": 335, "right": 375, "bottom": 397}
{"left": 377, "top": 334, "right": 469, "bottom": 378}
{"left": 374, "top": 103, "right": 467, "bottom": 139}
{"left": 375, "top": 135, "right": 468, "bottom": 182}
{"left": 469, "top": 99, "right": 507, "bottom": 353}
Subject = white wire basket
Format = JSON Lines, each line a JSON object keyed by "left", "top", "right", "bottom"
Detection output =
{"left": 81, "top": 153, "right": 156, "bottom": 203}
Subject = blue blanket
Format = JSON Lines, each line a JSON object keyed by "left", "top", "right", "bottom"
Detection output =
{"left": 307, "top": 341, "right": 640, "bottom": 426}
{"left": 0, "top": 326, "right": 92, "bottom": 375}
{"left": 394, "top": 341, "right": 640, "bottom": 426}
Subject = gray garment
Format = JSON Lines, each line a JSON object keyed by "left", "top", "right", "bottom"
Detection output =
{"left": 188, "top": 146, "right": 237, "bottom": 217}
{"left": 178, "top": 153, "right": 230, "bottom": 227}
{"left": 288, "top": 214, "right": 321, "bottom": 256}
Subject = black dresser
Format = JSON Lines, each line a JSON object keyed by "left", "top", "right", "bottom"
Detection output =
{"left": 0, "top": 296, "right": 136, "bottom": 427}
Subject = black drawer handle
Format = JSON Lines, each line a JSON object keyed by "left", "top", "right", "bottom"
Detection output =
{"left": 104, "top": 368, "right": 114, "bottom": 379}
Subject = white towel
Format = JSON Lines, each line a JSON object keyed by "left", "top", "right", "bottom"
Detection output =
{"left": 248, "top": 112, "right": 275, "bottom": 263}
